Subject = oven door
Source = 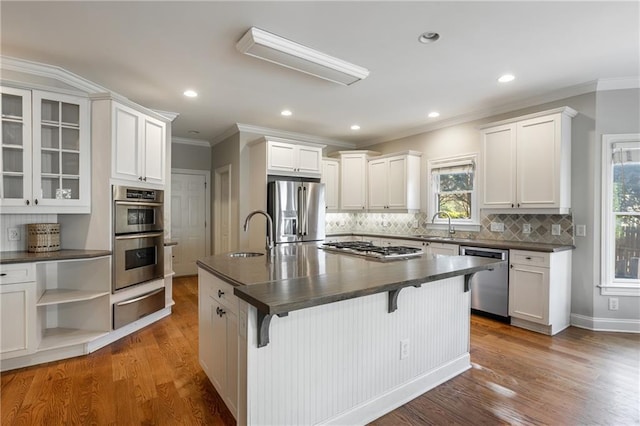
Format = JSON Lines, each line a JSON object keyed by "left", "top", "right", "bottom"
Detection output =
{"left": 114, "top": 201, "right": 163, "bottom": 234}
{"left": 113, "top": 232, "right": 164, "bottom": 291}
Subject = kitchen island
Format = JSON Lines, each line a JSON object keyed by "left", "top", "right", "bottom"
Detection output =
{"left": 197, "top": 243, "right": 503, "bottom": 425}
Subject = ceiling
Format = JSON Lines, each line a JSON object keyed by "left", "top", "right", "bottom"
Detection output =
{"left": 1, "top": 1, "right": 638, "bottom": 147}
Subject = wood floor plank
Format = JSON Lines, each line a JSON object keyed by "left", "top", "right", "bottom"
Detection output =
{"left": 2, "top": 276, "right": 638, "bottom": 425}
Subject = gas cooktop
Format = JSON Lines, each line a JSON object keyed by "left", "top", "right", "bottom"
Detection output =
{"left": 320, "top": 241, "right": 423, "bottom": 261}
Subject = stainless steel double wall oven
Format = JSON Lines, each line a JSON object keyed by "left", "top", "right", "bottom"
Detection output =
{"left": 112, "top": 185, "right": 164, "bottom": 292}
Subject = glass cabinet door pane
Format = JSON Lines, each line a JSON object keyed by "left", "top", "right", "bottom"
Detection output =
{"left": 3, "top": 175, "right": 24, "bottom": 198}
{"left": 62, "top": 152, "right": 79, "bottom": 175}
{"left": 41, "top": 176, "right": 60, "bottom": 199}
{"left": 2, "top": 147, "right": 23, "bottom": 172}
{"left": 41, "top": 151, "right": 60, "bottom": 174}
{"left": 61, "top": 103, "right": 79, "bottom": 126}
{"left": 61, "top": 178, "right": 79, "bottom": 199}
{"left": 41, "top": 99, "right": 59, "bottom": 123}
{"left": 2, "top": 121, "right": 24, "bottom": 146}
{"left": 1, "top": 94, "right": 22, "bottom": 118}
{"left": 41, "top": 125, "right": 60, "bottom": 149}
{"left": 61, "top": 127, "right": 79, "bottom": 150}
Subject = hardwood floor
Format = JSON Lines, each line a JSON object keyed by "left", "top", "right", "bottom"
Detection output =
{"left": 2, "top": 276, "right": 639, "bottom": 425}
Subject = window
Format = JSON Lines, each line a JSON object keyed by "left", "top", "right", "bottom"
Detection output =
{"left": 601, "top": 134, "right": 640, "bottom": 296}
{"left": 428, "top": 154, "right": 479, "bottom": 226}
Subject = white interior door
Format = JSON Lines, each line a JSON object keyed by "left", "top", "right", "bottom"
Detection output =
{"left": 171, "top": 171, "right": 209, "bottom": 276}
{"left": 214, "top": 165, "right": 231, "bottom": 254}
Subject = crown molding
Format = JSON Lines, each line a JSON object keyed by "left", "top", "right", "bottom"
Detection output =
{"left": 1, "top": 56, "right": 110, "bottom": 94}
{"left": 211, "top": 123, "right": 357, "bottom": 148}
{"left": 152, "top": 109, "right": 180, "bottom": 122}
{"left": 597, "top": 77, "right": 640, "bottom": 91}
{"left": 172, "top": 137, "right": 211, "bottom": 147}
{"left": 359, "top": 79, "right": 599, "bottom": 147}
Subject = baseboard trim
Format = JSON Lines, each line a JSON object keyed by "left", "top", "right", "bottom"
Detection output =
{"left": 571, "top": 313, "right": 640, "bottom": 333}
{"left": 323, "top": 353, "right": 471, "bottom": 426}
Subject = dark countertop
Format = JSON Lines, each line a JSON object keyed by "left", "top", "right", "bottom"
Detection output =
{"left": 0, "top": 249, "right": 112, "bottom": 264}
{"left": 196, "top": 243, "right": 504, "bottom": 316}
{"left": 329, "top": 233, "right": 575, "bottom": 253}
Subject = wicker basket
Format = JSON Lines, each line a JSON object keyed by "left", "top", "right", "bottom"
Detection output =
{"left": 27, "top": 223, "right": 60, "bottom": 253}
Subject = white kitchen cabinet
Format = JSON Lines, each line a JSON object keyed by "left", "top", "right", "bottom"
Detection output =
{"left": 321, "top": 158, "right": 340, "bottom": 211}
{"left": 338, "top": 150, "right": 379, "bottom": 210}
{"left": 368, "top": 152, "right": 421, "bottom": 211}
{"left": 112, "top": 101, "right": 166, "bottom": 185}
{"left": 426, "top": 242, "right": 459, "bottom": 257}
{"left": 266, "top": 139, "right": 323, "bottom": 177}
{"left": 0, "top": 263, "right": 37, "bottom": 360}
{"left": 1, "top": 87, "right": 90, "bottom": 213}
{"left": 198, "top": 268, "right": 239, "bottom": 419}
{"left": 509, "top": 249, "right": 571, "bottom": 335}
{"left": 480, "top": 107, "right": 576, "bottom": 213}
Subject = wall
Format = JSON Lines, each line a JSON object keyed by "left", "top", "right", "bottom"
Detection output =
{"left": 0, "top": 214, "right": 57, "bottom": 252}
{"left": 172, "top": 141, "right": 211, "bottom": 171}
{"left": 593, "top": 88, "right": 640, "bottom": 322}
{"left": 211, "top": 133, "right": 240, "bottom": 252}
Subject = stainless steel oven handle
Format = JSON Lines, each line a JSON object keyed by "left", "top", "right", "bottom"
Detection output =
{"left": 114, "top": 232, "right": 164, "bottom": 240}
{"left": 114, "top": 201, "right": 163, "bottom": 207}
{"left": 115, "top": 288, "right": 164, "bottom": 306}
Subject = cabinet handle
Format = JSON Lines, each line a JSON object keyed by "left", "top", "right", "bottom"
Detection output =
{"left": 143, "top": 177, "right": 147, "bottom": 182}
{"left": 216, "top": 306, "right": 226, "bottom": 317}
{"left": 511, "top": 203, "right": 514, "bottom": 208}
{"left": 138, "top": 176, "right": 143, "bottom": 181}
{"left": 218, "top": 289, "right": 225, "bottom": 298}
{"left": 510, "top": 264, "right": 514, "bottom": 269}
{"left": 525, "top": 256, "right": 532, "bottom": 260}
{"left": 0, "top": 273, "right": 6, "bottom": 277}
{"left": 34, "top": 199, "right": 38, "bottom": 205}
{"left": 25, "top": 200, "right": 30, "bottom": 205}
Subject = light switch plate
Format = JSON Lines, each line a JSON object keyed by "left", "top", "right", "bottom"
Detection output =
{"left": 576, "top": 224, "right": 586, "bottom": 237}
{"left": 551, "top": 224, "right": 561, "bottom": 236}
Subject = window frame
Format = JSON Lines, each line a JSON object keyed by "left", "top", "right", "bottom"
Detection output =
{"left": 427, "top": 153, "right": 480, "bottom": 230}
{"left": 600, "top": 133, "right": 640, "bottom": 297}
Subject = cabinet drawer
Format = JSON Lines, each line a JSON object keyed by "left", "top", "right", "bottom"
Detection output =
{"left": 201, "top": 273, "right": 237, "bottom": 314}
{"left": 510, "top": 250, "right": 550, "bottom": 268}
{"left": 0, "top": 263, "right": 36, "bottom": 285}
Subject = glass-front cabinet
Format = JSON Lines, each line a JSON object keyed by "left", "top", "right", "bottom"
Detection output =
{"left": 0, "top": 87, "right": 90, "bottom": 213}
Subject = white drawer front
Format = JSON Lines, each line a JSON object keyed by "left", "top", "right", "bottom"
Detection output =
{"left": 0, "top": 263, "right": 36, "bottom": 285}
{"left": 510, "top": 250, "right": 550, "bottom": 268}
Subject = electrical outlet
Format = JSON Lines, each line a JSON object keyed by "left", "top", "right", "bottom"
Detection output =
{"left": 576, "top": 225, "right": 587, "bottom": 237}
{"left": 551, "top": 224, "right": 561, "bottom": 236}
{"left": 400, "top": 339, "right": 409, "bottom": 360}
{"left": 411, "top": 220, "right": 419, "bottom": 229}
{"left": 490, "top": 222, "right": 504, "bottom": 232}
{"left": 522, "top": 224, "right": 532, "bottom": 234}
{"left": 8, "top": 227, "right": 20, "bottom": 241}
{"left": 608, "top": 297, "right": 619, "bottom": 311}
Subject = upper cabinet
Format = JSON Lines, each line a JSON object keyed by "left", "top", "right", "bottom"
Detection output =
{"left": 1, "top": 87, "right": 90, "bottom": 213}
{"left": 266, "top": 139, "right": 323, "bottom": 177}
{"left": 321, "top": 158, "right": 340, "bottom": 211}
{"left": 112, "top": 102, "right": 166, "bottom": 186}
{"left": 368, "top": 151, "right": 421, "bottom": 212}
{"left": 338, "top": 151, "right": 379, "bottom": 211}
{"left": 480, "top": 107, "right": 576, "bottom": 213}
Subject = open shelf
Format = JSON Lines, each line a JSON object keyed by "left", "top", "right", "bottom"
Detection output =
{"left": 38, "top": 328, "right": 109, "bottom": 351}
{"left": 37, "top": 289, "right": 109, "bottom": 306}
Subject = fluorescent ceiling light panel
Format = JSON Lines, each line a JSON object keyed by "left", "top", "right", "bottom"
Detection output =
{"left": 236, "top": 27, "right": 369, "bottom": 86}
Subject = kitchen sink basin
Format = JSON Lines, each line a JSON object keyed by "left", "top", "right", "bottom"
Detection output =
{"left": 228, "top": 252, "right": 264, "bottom": 258}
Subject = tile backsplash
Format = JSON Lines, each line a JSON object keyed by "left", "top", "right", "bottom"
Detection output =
{"left": 326, "top": 211, "right": 573, "bottom": 245}
{"left": 0, "top": 214, "right": 58, "bottom": 252}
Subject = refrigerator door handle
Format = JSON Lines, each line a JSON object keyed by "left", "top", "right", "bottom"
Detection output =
{"left": 303, "top": 186, "right": 308, "bottom": 236}
{"left": 297, "top": 186, "right": 303, "bottom": 236}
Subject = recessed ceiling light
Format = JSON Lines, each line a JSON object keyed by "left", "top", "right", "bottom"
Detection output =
{"left": 183, "top": 90, "right": 198, "bottom": 98}
{"left": 428, "top": 112, "right": 440, "bottom": 118}
{"left": 418, "top": 32, "right": 440, "bottom": 44}
{"left": 350, "top": 124, "right": 361, "bottom": 131}
{"left": 498, "top": 74, "right": 515, "bottom": 83}
{"left": 281, "top": 110, "right": 292, "bottom": 116}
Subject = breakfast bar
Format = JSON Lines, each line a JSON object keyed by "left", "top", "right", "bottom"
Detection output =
{"left": 197, "top": 243, "right": 504, "bottom": 425}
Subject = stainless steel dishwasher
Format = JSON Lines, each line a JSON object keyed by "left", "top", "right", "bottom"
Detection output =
{"left": 459, "top": 246, "right": 510, "bottom": 322}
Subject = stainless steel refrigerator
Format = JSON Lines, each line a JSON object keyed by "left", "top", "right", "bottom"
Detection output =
{"left": 268, "top": 180, "right": 325, "bottom": 243}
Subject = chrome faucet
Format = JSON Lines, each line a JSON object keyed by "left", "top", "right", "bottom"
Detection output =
{"left": 431, "top": 211, "right": 455, "bottom": 235}
{"left": 243, "top": 210, "right": 275, "bottom": 253}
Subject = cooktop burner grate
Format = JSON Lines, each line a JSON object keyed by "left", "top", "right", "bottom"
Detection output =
{"left": 321, "top": 241, "right": 423, "bottom": 260}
